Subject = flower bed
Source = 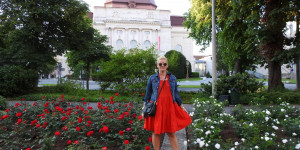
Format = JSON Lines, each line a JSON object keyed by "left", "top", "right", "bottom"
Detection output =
{"left": 0, "top": 94, "right": 152, "bottom": 150}
{"left": 188, "top": 97, "right": 300, "bottom": 150}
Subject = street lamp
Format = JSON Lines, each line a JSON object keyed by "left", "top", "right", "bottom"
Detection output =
{"left": 186, "top": 60, "right": 189, "bottom": 80}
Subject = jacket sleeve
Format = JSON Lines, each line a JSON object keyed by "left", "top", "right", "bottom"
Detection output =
{"left": 174, "top": 78, "right": 182, "bottom": 106}
{"left": 143, "top": 76, "right": 152, "bottom": 103}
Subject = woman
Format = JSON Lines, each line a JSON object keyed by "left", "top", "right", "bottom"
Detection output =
{"left": 142, "top": 56, "right": 192, "bottom": 150}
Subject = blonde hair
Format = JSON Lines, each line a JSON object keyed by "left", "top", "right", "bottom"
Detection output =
{"left": 157, "top": 56, "right": 168, "bottom": 64}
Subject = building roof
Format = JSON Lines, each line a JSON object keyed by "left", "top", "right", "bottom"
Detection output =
{"left": 105, "top": 0, "right": 157, "bottom": 7}
{"left": 170, "top": 16, "right": 186, "bottom": 27}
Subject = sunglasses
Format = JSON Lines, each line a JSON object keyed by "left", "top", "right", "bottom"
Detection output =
{"left": 159, "top": 63, "right": 168, "bottom": 66}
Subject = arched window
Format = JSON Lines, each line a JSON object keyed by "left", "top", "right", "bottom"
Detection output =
{"left": 116, "top": 39, "right": 123, "bottom": 50}
{"left": 175, "top": 44, "right": 182, "bottom": 52}
{"left": 130, "top": 40, "right": 137, "bottom": 49}
{"left": 144, "top": 40, "right": 151, "bottom": 49}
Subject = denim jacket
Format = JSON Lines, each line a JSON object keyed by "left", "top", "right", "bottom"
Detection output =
{"left": 143, "top": 72, "right": 182, "bottom": 106}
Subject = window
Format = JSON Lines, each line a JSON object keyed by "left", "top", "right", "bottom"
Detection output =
{"left": 116, "top": 39, "right": 123, "bottom": 50}
{"left": 144, "top": 31, "right": 150, "bottom": 36}
{"left": 130, "top": 40, "right": 137, "bottom": 49}
{"left": 117, "top": 30, "right": 123, "bottom": 35}
{"left": 131, "top": 30, "right": 136, "bottom": 35}
{"left": 175, "top": 44, "right": 182, "bottom": 52}
{"left": 144, "top": 40, "right": 151, "bottom": 49}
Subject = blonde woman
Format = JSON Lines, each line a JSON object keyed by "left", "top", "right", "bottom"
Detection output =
{"left": 142, "top": 56, "right": 191, "bottom": 150}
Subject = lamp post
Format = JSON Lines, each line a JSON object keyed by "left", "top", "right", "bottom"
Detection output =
{"left": 186, "top": 60, "right": 189, "bottom": 80}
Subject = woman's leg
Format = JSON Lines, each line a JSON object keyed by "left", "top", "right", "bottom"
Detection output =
{"left": 152, "top": 132, "right": 161, "bottom": 150}
{"left": 166, "top": 132, "right": 179, "bottom": 150}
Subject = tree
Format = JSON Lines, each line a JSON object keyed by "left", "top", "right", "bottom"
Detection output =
{"left": 165, "top": 50, "right": 187, "bottom": 79}
{"left": 93, "top": 47, "right": 157, "bottom": 93}
{"left": 67, "top": 30, "right": 112, "bottom": 90}
{"left": 184, "top": 0, "right": 261, "bottom": 75}
{"left": 0, "top": 0, "right": 92, "bottom": 73}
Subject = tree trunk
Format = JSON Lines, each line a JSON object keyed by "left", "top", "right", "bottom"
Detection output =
{"left": 268, "top": 61, "right": 283, "bottom": 90}
{"left": 233, "top": 58, "right": 242, "bottom": 74}
{"left": 86, "top": 63, "right": 90, "bottom": 91}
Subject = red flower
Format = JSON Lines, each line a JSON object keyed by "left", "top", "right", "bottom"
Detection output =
{"left": 78, "top": 117, "right": 82, "bottom": 123}
{"left": 83, "top": 101, "right": 87, "bottom": 105}
{"left": 14, "top": 103, "right": 21, "bottom": 107}
{"left": 17, "top": 118, "right": 22, "bottom": 124}
{"left": 67, "top": 140, "right": 72, "bottom": 145}
{"left": 141, "top": 93, "right": 145, "bottom": 96}
{"left": 72, "top": 96, "right": 75, "bottom": 98}
{"left": 25, "top": 148, "right": 31, "bottom": 150}
{"left": 62, "top": 126, "right": 68, "bottom": 131}
{"left": 44, "top": 109, "right": 50, "bottom": 114}
{"left": 117, "top": 114, "right": 123, "bottom": 120}
{"left": 124, "top": 140, "right": 129, "bottom": 145}
{"left": 114, "top": 109, "right": 119, "bottom": 113}
{"left": 36, "top": 124, "right": 41, "bottom": 128}
{"left": 119, "top": 130, "right": 124, "bottom": 135}
{"left": 129, "top": 120, "right": 133, "bottom": 124}
{"left": 132, "top": 114, "right": 137, "bottom": 118}
{"left": 126, "top": 128, "right": 131, "bottom": 131}
{"left": 30, "top": 120, "right": 38, "bottom": 126}
{"left": 81, "top": 97, "right": 85, "bottom": 101}
{"left": 129, "top": 102, "right": 133, "bottom": 107}
{"left": 124, "top": 104, "right": 128, "bottom": 107}
{"left": 148, "top": 137, "right": 152, "bottom": 143}
{"left": 55, "top": 131, "right": 60, "bottom": 136}
{"left": 124, "top": 112, "right": 129, "bottom": 117}
{"left": 16, "top": 112, "right": 22, "bottom": 117}
{"left": 42, "top": 96, "right": 45, "bottom": 99}
{"left": 115, "top": 93, "right": 119, "bottom": 96}
{"left": 145, "top": 146, "right": 150, "bottom": 150}
{"left": 138, "top": 115, "right": 143, "bottom": 121}
{"left": 103, "top": 126, "right": 109, "bottom": 133}
{"left": 85, "top": 110, "right": 89, "bottom": 114}
{"left": 87, "top": 106, "right": 93, "bottom": 110}
{"left": 102, "top": 147, "right": 108, "bottom": 150}
{"left": 62, "top": 116, "right": 68, "bottom": 121}
{"left": 61, "top": 95, "right": 64, "bottom": 98}
{"left": 74, "top": 140, "right": 79, "bottom": 144}
{"left": 33, "top": 102, "right": 37, "bottom": 106}
{"left": 76, "top": 126, "right": 80, "bottom": 132}
{"left": 87, "top": 131, "right": 94, "bottom": 136}
{"left": 87, "top": 121, "right": 92, "bottom": 124}
{"left": 5, "top": 109, "right": 9, "bottom": 112}
{"left": 44, "top": 102, "right": 50, "bottom": 107}
{"left": 110, "top": 96, "right": 114, "bottom": 101}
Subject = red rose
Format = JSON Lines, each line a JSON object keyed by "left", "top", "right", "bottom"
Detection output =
{"left": 110, "top": 96, "right": 114, "bottom": 101}
{"left": 72, "top": 96, "right": 75, "bottom": 98}
{"left": 103, "top": 126, "right": 109, "bottom": 133}
{"left": 17, "top": 118, "right": 22, "bottom": 124}
{"left": 78, "top": 117, "right": 82, "bottom": 123}
{"left": 87, "top": 106, "right": 93, "bottom": 110}
{"left": 126, "top": 128, "right": 131, "bottom": 131}
{"left": 36, "top": 124, "right": 41, "bottom": 128}
{"left": 124, "top": 104, "right": 128, "bottom": 107}
{"left": 55, "top": 131, "right": 60, "bottom": 136}
{"left": 138, "top": 115, "right": 143, "bottom": 121}
{"left": 42, "top": 96, "right": 45, "bottom": 99}
{"left": 67, "top": 140, "right": 72, "bottom": 145}
{"left": 63, "top": 126, "right": 68, "bottom": 131}
{"left": 44, "top": 102, "right": 49, "bottom": 107}
{"left": 25, "top": 148, "right": 31, "bottom": 150}
{"left": 30, "top": 120, "right": 38, "bottom": 126}
{"left": 62, "top": 116, "right": 68, "bottom": 121}
{"left": 124, "top": 140, "right": 129, "bottom": 145}
{"left": 16, "top": 112, "right": 22, "bottom": 117}
{"left": 145, "top": 146, "right": 150, "bottom": 150}
{"left": 119, "top": 130, "right": 124, "bottom": 135}
{"left": 33, "top": 102, "right": 37, "bottom": 106}
{"left": 132, "top": 114, "right": 137, "bottom": 118}
{"left": 83, "top": 101, "right": 87, "bottom": 105}
{"left": 129, "top": 102, "right": 133, "bottom": 107}
{"left": 114, "top": 109, "right": 119, "bottom": 113}
{"left": 44, "top": 109, "right": 50, "bottom": 114}
{"left": 141, "top": 93, "right": 145, "bottom": 96}
{"left": 115, "top": 93, "right": 119, "bottom": 96}
{"left": 87, "top": 131, "right": 94, "bottom": 136}
{"left": 74, "top": 140, "right": 79, "bottom": 144}
{"left": 5, "top": 109, "right": 9, "bottom": 112}
{"left": 102, "top": 147, "right": 107, "bottom": 150}
{"left": 129, "top": 120, "right": 133, "bottom": 124}
{"left": 76, "top": 126, "right": 80, "bottom": 132}
{"left": 61, "top": 95, "right": 64, "bottom": 98}
{"left": 148, "top": 137, "right": 152, "bottom": 142}
{"left": 81, "top": 97, "right": 85, "bottom": 101}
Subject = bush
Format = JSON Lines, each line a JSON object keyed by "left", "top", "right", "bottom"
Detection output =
{"left": 0, "top": 65, "right": 39, "bottom": 97}
{"left": 191, "top": 72, "right": 199, "bottom": 78}
{"left": 165, "top": 50, "right": 187, "bottom": 79}
{"left": 200, "top": 73, "right": 264, "bottom": 101}
{"left": 0, "top": 95, "right": 7, "bottom": 110}
{"left": 92, "top": 48, "right": 157, "bottom": 93}
{"left": 206, "top": 71, "right": 212, "bottom": 78}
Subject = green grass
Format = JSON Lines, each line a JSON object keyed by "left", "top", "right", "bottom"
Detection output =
{"left": 256, "top": 79, "right": 296, "bottom": 84}
{"left": 177, "top": 78, "right": 202, "bottom": 82}
{"left": 178, "top": 85, "right": 201, "bottom": 88}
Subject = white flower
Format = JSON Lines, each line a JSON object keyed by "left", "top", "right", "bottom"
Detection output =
{"left": 282, "top": 139, "right": 288, "bottom": 144}
{"left": 230, "top": 148, "right": 235, "bottom": 150}
{"left": 210, "top": 126, "right": 215, "bottom": 129}
{"left": 220, "top": 120, "right": 224, "bottom": 123}
{"left": 184, "top": 141, "right": 187, "bottom": 146}
{"left": 265, "top": 117, "right": 269, "bottom": 121}
{"left": 205, "top": 143, "right": 209, "bottom": 147}
{"left": 235, "top": 142, "right": 239, "bottom": 146}
{"left": 293, "top": 133, "right": 297, "bottom": 136}
{"left": 271, "top": 133, "right": 275, "bottom": 137}
{"left": 189, "top": 112, "right": 194, "bottom": 116}
{"left": 199, "top": 141, "right": 205, "bottom": 148}
{"left": 272, "top": 126, "right": 278, "bottom": 130}
{"left": 265, "top": 137, "right": 270, "bottom": 141}
{"left": 266, "top": 110, "right": 271, "bottom": 115}
{"left": 241, "top": 138, "right": 245, "bottom": 142}
{"left": 295, "top": 143, "right": 300, "bottom": 149}
{"left": 249, "top": 123, "right": 253, "bottom": 127}
{"left": 205, "top": 130, "right": 211, "bottom": 135}
{"left": 215, "top": 143, "right": 220, "bottom": 149}
{"left": 254, "top": 145, "right": 259, "bottom": 149}
{"left": 196, "top": 138, "right": 201, "bottom": 143}
{"left": 281, "top": 109, "right": 285, "bottom": 112}
{"left": 285, "top": 115, "right": 289, "bottom": 118}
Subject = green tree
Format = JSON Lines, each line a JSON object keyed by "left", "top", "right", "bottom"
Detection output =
{"left": 165, "top": 50, "right": 187, "bottom": 79}
{"left": 93, "top": 47, "right": 157, "bottom": 93}
{"left": 67, "top": 30, "right": 112, "bottom": 90}
{"left": 0, "top": 0, "right": 92, "bottom": 77}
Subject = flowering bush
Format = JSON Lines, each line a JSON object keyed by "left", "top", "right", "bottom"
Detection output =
{"left": 0, "top": 94, "right": 152, "bottom": 149}
{"left": 189, "top": 97, "right": 300, "bottom": 150}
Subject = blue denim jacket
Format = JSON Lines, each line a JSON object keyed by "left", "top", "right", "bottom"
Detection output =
{"left": 143, "top": 72, "right": 182, "bottom": 106}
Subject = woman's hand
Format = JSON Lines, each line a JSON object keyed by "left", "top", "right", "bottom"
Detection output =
{"left": 180, "top": 105, "right": 188, "bottom": 113}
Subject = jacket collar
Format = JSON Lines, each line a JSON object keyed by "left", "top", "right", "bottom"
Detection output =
{"left": 155, "top": 72, "right": 171, "bottom": 77}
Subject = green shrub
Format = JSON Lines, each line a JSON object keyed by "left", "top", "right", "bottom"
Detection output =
{"left": 191, "top": 72, "right": 199, "bottom": 78}
{"left": 0, "top": 65, "right": 39, "bottom": 97}
{"left": 165, "top": 50, "right": 187, "bottom": 79}
{"left": 0, "top": 95, "right": 7, "bottom": 110}
{"left": 206, "top": 71, "right": 212, "bottom": 78}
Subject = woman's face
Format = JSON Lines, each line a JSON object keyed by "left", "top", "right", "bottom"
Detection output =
{"left": 157, "top": 59, "right": 168, "bottom": 72}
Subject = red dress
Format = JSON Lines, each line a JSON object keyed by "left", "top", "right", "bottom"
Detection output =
{"left": 144, "top": 76, "right": 192, "bottom": 134}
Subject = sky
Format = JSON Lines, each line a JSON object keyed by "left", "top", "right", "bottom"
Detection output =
{"left": 82, "top": 0, "right": 211, "bottom": 55}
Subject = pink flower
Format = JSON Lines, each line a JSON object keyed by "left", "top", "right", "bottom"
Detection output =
{"left": 126, "top": 128, "right": 131, "bottom": 131}
{"left": 102, "top": 147, "right": 107, "bottom": 150}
